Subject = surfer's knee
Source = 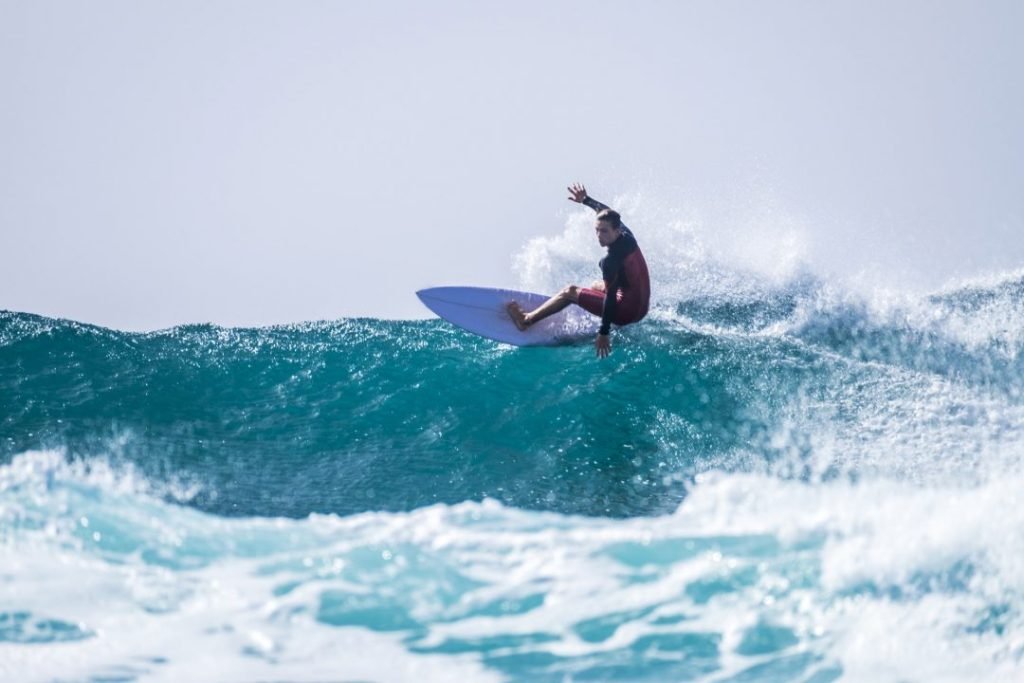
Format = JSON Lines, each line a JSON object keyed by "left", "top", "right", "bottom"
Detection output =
{"left": 559, "top": 285, "right": 580, "bottom": 303}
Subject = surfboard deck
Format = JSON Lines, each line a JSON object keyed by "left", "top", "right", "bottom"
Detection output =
{"left": 416, "top": 286, "right": 598, "bottom": 347}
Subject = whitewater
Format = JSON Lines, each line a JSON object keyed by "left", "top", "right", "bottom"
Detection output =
{"left": 3, "top": 201, "right": 1024, "bottom": 682}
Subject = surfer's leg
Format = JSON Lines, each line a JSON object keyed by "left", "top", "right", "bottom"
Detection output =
{"left": 576, "top": 287, "right": 606, "bottom": 318}
{"left": 507, "top": 285, "right": 579, "bottom": 330}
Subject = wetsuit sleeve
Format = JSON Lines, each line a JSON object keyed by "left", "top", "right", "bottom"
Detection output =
{"left": 600, "top": 278, "right": 620, "bottom": 336}
{"left": 599, "top": 253, "right": 624, "bottom": 336}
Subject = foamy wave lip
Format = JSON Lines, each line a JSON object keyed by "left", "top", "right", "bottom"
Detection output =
{"left": 513, "top": 192, "right": 1024, "bottom": 361}
{"left": 514, "top": 190, "right": 811, "bottom": 315}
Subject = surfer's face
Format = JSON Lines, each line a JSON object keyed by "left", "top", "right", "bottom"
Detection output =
{"left": 595, "top": 221, "right": 620, "bottom": 247}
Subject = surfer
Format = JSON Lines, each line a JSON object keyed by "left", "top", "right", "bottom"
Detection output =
{"left": 507, "top": 184, "right": 650, "bottom": 358}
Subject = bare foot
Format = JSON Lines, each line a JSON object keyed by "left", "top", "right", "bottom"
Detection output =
{"left": 506, "top": 302, "right": 531, "bottom": 331}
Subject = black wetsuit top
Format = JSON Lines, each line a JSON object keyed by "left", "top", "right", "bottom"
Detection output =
{"left": 582, "top": 196, "right": 643, "bottom": 335}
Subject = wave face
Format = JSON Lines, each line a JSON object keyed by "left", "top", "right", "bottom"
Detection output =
{"left": 4, "top": 222, "right": 1024, "bottom": 680}
{"left": 4, "top": 272, "right": 1024, "bottom": 518}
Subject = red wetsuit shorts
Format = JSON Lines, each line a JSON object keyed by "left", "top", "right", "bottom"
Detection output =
{"left": 577, "top": 287, "right": 646, "bottom": 327}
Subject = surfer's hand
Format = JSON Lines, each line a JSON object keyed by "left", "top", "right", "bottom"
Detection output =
{"left": 595, "top": 333, "right": 611, "bottom": 358}
{"left": 567, "top": 183, "right": 588, "bottom": 203}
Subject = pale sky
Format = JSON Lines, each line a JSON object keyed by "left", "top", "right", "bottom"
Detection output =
{"left": 2, "top": 1, "right": 1022, "bottom": 330}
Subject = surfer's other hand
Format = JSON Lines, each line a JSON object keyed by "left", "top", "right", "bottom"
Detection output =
{"left": 567, "top": 183, "right": 587, "bottom": 203}
{"left": 595, "top": 333, "right": 611, "bottom": 358}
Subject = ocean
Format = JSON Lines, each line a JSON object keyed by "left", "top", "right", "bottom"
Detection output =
{"left": 3, "top": 221, "right": 1024, "bottom": 681}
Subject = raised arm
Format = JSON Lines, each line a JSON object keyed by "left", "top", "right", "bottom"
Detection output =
{"left": 568, "top": 183, "right": 629, "bottom": 234}
{"left": 567, "top": 183, "right": 611, "bottom": 213}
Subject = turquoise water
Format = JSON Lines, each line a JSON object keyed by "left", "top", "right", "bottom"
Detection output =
{"left": 3, "top": 263, "right": 1024, "bottom": 681}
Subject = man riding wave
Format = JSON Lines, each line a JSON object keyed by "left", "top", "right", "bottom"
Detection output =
{"left": 507, "top": 183, "right": 650, "bottom": 358}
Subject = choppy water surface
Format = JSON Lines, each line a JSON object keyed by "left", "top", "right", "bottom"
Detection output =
{"left": 3, "top": 232, "right": 1024, "bottom": 680}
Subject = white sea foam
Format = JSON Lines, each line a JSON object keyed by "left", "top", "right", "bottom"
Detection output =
{"left": 2, "top": 450, "right": 1023, "bottom": 682}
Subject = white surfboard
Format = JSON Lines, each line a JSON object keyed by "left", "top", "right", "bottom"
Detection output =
{"left": 416, "top": 286, "right": 598, "bottom": 346}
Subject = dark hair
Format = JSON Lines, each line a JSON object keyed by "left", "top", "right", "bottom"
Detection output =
{"left": 596, "top": 209, "right": 622, "bottom": 230}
